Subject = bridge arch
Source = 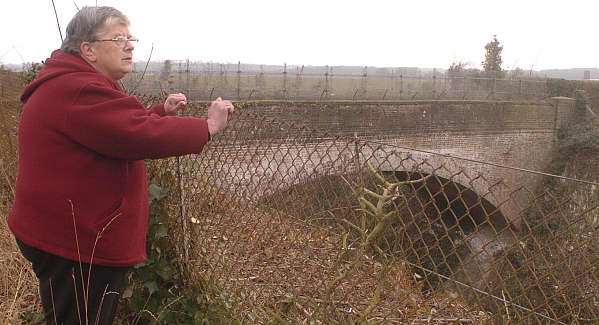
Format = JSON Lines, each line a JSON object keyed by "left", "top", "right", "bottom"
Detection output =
{"left": 259, "top": 165, "right": 516, "bottom": 290}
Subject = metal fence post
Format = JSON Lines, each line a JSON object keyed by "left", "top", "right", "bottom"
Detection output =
{"left": 391, "top": 69, "right": 396, "bottom": 100}
{"left": 282, "top": 62, "right": 288, "bottom": 99}
{"left": 219, "top": 64, "right": 226, "bottom": 95}
{"left": 329, "top": 66, "right": 334, "bottom": 99}
{"left": 361, "top": 66, "right": 368, "bottom": 99}
{"left": 399, "top": 74, "right": 403, "bottom": 100}
{"left": 519, "top": 79, "right": 523, "bottom": 98}
{"left": 353, "top": 132, "right": 360, "bottom": 171}
{"left": 176, "top": 61, "right": 182, "bottom": 93}
{"left": 443, "top": 73, "right": 448, "bottom": 98}
{"left": 258, "top": 65, "right": 264, "bottom": 99}
{"left": 236, "top": 61, "right": 241, "bottom": 100}
{"left": 295, "top": 65, "right": 303, "bottom": 100}
{"left": 322, "top": 65, "right": 329, "bottom": 100}
{"left": 207, "top": 62, "right": 213, "bottom": 100}
{"left": 432, "top": 68, "right": 437, "bottom": 98}
{"left": 175, "top": 125, "right": 189, "bottom": 262}
{"left": 185, "top": 59, "right": 190, "bottom": 98}
{"left": 493, "top": 74, "right": 497, "bottom": 99}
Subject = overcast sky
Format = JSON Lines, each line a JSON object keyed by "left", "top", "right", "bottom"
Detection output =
{"left": 1, "top": 0, "right": 598, "bottom": 70}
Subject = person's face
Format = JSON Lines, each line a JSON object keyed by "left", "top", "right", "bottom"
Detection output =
{"left": 86, "top": 22, "right": 135, "bottom": 81}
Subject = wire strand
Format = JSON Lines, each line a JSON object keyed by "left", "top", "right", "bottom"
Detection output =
{"left": 403, "top": 260, "right": 568, "bottom": 325}
{"left": 361, "top": 139, "right": 599, "bottom": 187}
{"left": 50, "top": 0, "right": 63, "bottom": 42}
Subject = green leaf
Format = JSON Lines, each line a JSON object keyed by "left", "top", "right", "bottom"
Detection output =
{"left": 154, "top": 224, "right": 168, "bottom": 239}
{"left": 193, "top": 312, "right": 208, "bottom": 325}
{"left": 148, "top": 183, "right": 167, "bottom": 202}
{"left": 134, "top": 261, "right": 148, "bottom": 269}
{"left": 156, "top": 265, "right": 173, "bottom": 281}
{"left": 144, "top": 281, "right": 159, "bottom": 294}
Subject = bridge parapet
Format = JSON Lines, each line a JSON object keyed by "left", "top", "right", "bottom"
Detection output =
{"left": 188, "top": 98, "right": 578, "bottom": 227}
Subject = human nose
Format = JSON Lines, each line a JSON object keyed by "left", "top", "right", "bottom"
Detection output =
{"left": 123, "top": 40, "right": 135, "bottom": 52}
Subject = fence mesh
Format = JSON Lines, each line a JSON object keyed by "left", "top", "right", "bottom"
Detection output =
{"left": 124, "top": 62, "right": 549, "bottom": 101}
{"left": 2, "top": 72, "right": 597, "bottom": 322}
{"left": 140, "top": 98, "right": 599, "bottom": 323}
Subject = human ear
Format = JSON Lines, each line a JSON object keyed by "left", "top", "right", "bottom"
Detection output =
{"left": 79, "top": 42, "right": 98, "bottom": 63}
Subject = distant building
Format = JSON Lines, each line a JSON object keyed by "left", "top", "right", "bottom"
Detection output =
{"left": 584, "top": 70, "right": 591, "bottom": 80}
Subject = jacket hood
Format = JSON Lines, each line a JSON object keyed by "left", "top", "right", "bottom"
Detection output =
{"left": 20, "top": 50, "right": 117, "bottom": 104}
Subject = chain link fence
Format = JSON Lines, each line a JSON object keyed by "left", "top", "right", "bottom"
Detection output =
{"left": 124, "top": 62, "right": 549, "bottom": 101}
{"left": 2, "top": 72, "right": 597, "bottom": 322}
{"left": 138, "top": 97, "right": 599, "bottom": 323}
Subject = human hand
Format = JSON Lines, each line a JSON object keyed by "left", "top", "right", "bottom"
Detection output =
{"left": 164, "top": 93, "right": 187, "bottom": 115}
{"left": 207, "top": 97, "right": 234, "bottom": 136}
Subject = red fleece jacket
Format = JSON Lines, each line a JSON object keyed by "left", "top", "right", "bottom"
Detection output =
{"left": 8, "top": 50, "right": 210, "bottom": 266}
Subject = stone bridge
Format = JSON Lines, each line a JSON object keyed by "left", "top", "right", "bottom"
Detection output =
{"left": 192, "top": 98, "right": 579, "bottom": 228}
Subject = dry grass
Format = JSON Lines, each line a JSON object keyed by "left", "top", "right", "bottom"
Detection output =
{"left": 0, "top": 69, "right": 43, "bottom": 324}
{"left": 4, "top": 67, "right": 571, "bottom": 323}
{"left": 192, "top": 204, "right": 491, "bottom": 323}
{"left": 0, "top": 217, "right": 41, "bottom": 324}
{"left": 181, "top": 170, "right": 491, "bottom": 323}
{"left": 0, "top": 68, "right": 486, "bottom": 324}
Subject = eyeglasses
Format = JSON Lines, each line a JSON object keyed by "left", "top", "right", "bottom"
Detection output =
{"left": 91, "top": 36, "right": 139, "bottom": 48}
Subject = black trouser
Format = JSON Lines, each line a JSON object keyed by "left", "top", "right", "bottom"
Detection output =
{"left": 16, "top": 239, "right": 129, "bottom": 325}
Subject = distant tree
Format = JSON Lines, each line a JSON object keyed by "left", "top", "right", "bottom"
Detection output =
{"left": 448, "top": 61, "right": 468, "bottom": 76}
{"left": 447, "top": 61, "right": 482, "bottom": 76}
{"left": 482, "top": 35, "right": 503, "bottom": 77}
{"left": 508, "top": 67, "right": 525, "bottom": 79}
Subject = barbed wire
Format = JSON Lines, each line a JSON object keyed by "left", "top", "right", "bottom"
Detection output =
{"left": 123, "top": 62, "right": 551, "bottom": 101}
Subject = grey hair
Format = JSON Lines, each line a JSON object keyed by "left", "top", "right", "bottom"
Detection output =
{"left": 61, "top": 6, "right": 129, "bottom": 54}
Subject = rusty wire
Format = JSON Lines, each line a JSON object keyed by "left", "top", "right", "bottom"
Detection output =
{"left": 362, "top": 139, "right": 599, "bottom": 187}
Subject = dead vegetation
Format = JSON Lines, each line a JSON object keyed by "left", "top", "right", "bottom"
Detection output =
{"left": 179, "top": 160, "right": 492, "bottom": 323}
{"left": 0, "top": 69, "right": 44, "bottom": 324}
{"left": 3, "top": 68, "right": 597, "bottom": 323}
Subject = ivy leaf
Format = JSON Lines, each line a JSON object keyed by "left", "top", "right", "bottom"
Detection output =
{"left": 148, "top": 184, "right": 167, "bottom": 202}
{"left": 154, "top": 224, "right": 168, "bottom": 239}
{"left": 193, "top": 312, "right": 208, "bottom": 325}
{"left": 134, "top": 261, "right": 149, "bottom": 269}
{"left": 144, "top": 281, "right": 159, "bottom": 294}
{"left": 156, "top": 265, "right": 173, "bottom": 281}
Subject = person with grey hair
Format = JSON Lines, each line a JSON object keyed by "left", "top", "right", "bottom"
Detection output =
{"left": 8, "top": 6, "right": 233, "bottom": 325}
